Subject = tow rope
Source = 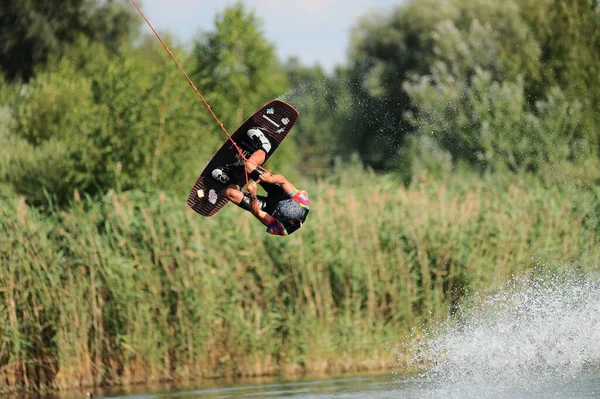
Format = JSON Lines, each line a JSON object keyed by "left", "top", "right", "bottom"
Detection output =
{"left": 129, "top": 0, "right": 254, "bottom": 188}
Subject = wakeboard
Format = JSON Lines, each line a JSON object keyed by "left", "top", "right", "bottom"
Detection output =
{"left": 187, "top": 99, "right": 299, "bottom": 217}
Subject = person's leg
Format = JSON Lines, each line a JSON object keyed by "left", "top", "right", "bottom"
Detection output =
{"left": 245, "top": 150, "right": 266, "bottom": 179}
{"left": 213, "top": 127, "right": 270, "bottom": 184}
{"left": 225, "top": 184, "right": 245, "bottom": 204}
{"left": 212, "top": 151, "right": 265, "bottom": 185}
{"left": 244, "top": 127, "right": 272, "bottom": 180}
{"left": 225, "top": 184, "right": 267, "bottom": 212}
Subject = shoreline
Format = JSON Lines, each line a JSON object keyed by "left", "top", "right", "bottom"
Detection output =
{"left": 6, "top": 361, "right": 411, "bottom": 398}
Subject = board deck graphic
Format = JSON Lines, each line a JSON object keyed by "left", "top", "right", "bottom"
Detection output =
{"left": 187, "top": 99, "right": 299, "bottom": 217}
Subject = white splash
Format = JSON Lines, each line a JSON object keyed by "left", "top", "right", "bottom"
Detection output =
{"left": 405, "top": 272, "right": 600, "bottom": 398}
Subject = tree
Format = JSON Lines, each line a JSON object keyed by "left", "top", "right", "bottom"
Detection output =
{"left": 193, "top": 3, "right": 286, "bottom": 129}
{"left": 0, "top": 0, "right": 138, "bottom": 82}
{"left": 401, "top": 0, "right": 599, "bottom": 184}
{"left": 344, "top": 0, "right": 541, "bottom": 170}
{"left": 192, "top": 3, "right": 295, "bottom": 174}
{"left": 343, "top": 0, "right": 452, "bottom": 169}
{"left": 282, "top": 57, "right": 352, "bottom": 176}
{"left": 3, "top": 37, "right": 214, "bottom": 205}
{"left": 522, "top": 0, "right": 600, "bottom": 142}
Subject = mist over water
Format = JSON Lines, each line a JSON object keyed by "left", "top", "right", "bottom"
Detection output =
{"left": 280, "top": 78, "right": 354, "bottom": 113}
{"left": 404, "top": 272, "right": 600, "bottom": 398}
{"left": 280, "top": 77, "right": 402, "bottom": 163}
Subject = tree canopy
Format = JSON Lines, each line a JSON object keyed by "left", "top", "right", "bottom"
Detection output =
{"left": 0, "top": 0, "right": 139, "bottom": 82}
{"left": 343, "top": 0, "right": 600, "bottom": 184}
{"left": 1, "top": 0, "right": 600, "bottom": 207}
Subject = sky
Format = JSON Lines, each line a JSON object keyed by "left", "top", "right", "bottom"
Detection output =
{"left": 137, "top": 0, "right": 402, "bottom": 72}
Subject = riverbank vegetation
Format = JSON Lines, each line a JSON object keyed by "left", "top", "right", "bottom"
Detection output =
{"left": 2, "top": 167, "right": 599, "bottom": 391}
{"left": 1, "top": 0, "right": 599, "bottom": 393}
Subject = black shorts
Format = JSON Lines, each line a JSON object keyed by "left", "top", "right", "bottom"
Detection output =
{"left": 244, "top": 182, "right": 288, "bottom": 215}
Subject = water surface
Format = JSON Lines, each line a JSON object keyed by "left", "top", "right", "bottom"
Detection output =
{"left": 78, "top": 369, "right": 600, "bottom": 399}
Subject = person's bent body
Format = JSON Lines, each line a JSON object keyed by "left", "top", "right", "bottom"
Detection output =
{"left": 212, "top": 127, "right": 309, "bottom": 236}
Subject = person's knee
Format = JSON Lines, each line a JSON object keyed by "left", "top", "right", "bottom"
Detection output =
{"left": 225, "top": 185, "right": 240, "bottom": 201}
{"left": 246, "top": 150, "right": 266, "bottom": 172}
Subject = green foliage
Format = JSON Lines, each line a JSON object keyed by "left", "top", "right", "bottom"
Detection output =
{"left": 1, "top": 169, "right": 599, "bottom": 391}
{"left": 524, "top": 0, "right": 600, "bottom": 156}
{"left": 523, "top": 0, "right": 600, "bottom": 98}
{"left": 400, "top": 0, "right": 599, "bottom": 184}
{"left": 282, "top": 58, "right": 352, "bottom": 176}
{"left": 0, "top": 77, "right": 18, "bottom": 197}
{"left": 193, "top": 3, "right": 286, "bottom": 130}
{"left": 0, "top": 2, "right": 301, "bottom": 206}
{"left": 396, "top": 135, "right": 453, "bottom": 185}
{"left": 0, "top": 0, "right": 139, "bottom": 82}
{"left": 3, "top": 38, "right": 215, "bottom": 205}
{"left": 2, "top": 1, "right": 600, "bottom": 391}
{"left": 2, "top": 0, "right": 596, "bottom": 203}
{"left": 404, "top": 67, "right": 596, "bottom": 183}
{"left": 191, "top": 3, "right": 296, "bottom": 175}
{"left": 344, "top": 0, "right": 599, "bottom": 184}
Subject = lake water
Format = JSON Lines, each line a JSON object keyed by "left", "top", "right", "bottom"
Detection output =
{"left": 45, "top": 272, "right": 600, "bottom": 399}
{"left": 76, "top": 368, "right": 600, "bottom": 399}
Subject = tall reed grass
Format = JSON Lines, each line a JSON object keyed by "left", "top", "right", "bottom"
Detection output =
{"left": 1, "top": 168, "right": 598, "bottom": 392}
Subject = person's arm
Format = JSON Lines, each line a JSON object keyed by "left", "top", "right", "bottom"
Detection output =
{"left": 258, "top": 171, "right": 297, "bottom": 195}
{"left": 246, "top": 181, "right": 273, "bottom": 227}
